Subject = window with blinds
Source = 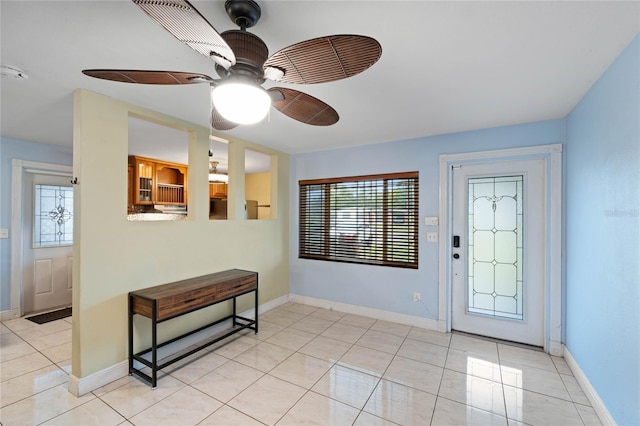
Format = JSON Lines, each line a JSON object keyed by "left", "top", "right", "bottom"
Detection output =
{"left": 299, "top": 172, "right": 419, "bottom": 269}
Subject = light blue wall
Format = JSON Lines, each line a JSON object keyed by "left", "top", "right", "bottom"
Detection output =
{"left": 565, "top": 34, "right": 639, "bottom": 425}
{"left": 290, "top": 34, "right": 639, "bottom": 423}
{"left": 290, "top": 120, "right": 564, "bottom": 319}
{"left": 0, "top": 138, "right": 73, "bottom": 311}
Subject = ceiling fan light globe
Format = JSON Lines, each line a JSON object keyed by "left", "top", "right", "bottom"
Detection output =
{"left": 212, "top": 83, "right": 271, "bottom": 125}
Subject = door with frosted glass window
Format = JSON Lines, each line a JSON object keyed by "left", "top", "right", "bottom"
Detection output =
{"left": 451, "top": 159, "right": 545, "bottom": 346}
{"left": 23, "top": 173, "right": 74, "bottom": 314}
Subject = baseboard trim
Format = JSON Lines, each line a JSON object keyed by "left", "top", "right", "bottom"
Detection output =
{"left": 289, "top": 294, "right": 440, "bottom": 331}
{"left": 0, "top": 308, "right": 21, "bottom": 321}
{"left": 548, "top": 339, "right": 562, "bottom": 357}
{"left": 563, "top": 345, "right": 616, "bottom": 425}
{"left": 68, "top": 360, "right": 129, "bottom": 397}
{"left": 256, "top": 294, "right": 289, "bottom": 315}
{"left": 66, "top": 294, "right": 288, "bottom": 396}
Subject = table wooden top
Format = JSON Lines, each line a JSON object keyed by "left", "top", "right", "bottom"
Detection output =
{"left": 129, "top": 269, "right": 257, "bottom": 301}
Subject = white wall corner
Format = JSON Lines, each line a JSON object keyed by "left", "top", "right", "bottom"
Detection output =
{"left": 256, "top": 294, "right": 289, "bottom": 316}
{"left": 563, "top": 345, "right": 616, "bottom": 426}
{"left": 0, "top": 309, "right": 21, "bottom": 321}
{"left": 289, "top": 294, "right": 440, "bottom": 331}
{"left": 68, "top": 360, "right": 129, "bottom": 397}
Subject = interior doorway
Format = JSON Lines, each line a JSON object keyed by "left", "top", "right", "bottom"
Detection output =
{"left": 22, "top": 173, "right": 74, "bottom": 314}
{"left": 438, "top": 145, "right": 563, "bottom": 354}
{"left": 9, "top": 160, "right": 73, "bottom": 318}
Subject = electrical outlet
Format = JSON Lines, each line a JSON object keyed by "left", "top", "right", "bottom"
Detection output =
{"left": 427, "top": 232, "right": 438, "bottom": 242}
{"left": 413, "top": 292, "right": 421, "bottom": 302}
{"left": 0, "top": 229, "right": 8, "bottom": 239}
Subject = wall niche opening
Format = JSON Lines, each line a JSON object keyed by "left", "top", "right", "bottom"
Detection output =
{"left": 127, "top": 115, "right": 189, "bottom": 221}
{"left": 208, "top": 135, "right": 229, "bottom": 220}
{"left": 245, "top": 149, "right": 272, "bottom": 220}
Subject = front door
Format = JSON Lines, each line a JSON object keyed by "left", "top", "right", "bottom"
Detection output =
{"left": 22, "top": 173, "right": 74, "bottom": 314}
{"left": 451, "top": 158, "right": 545, "bottom": 346}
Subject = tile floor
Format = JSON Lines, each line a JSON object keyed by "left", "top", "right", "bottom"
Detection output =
{"left": 1, "top": 302, "right": 602, "bottom": 425}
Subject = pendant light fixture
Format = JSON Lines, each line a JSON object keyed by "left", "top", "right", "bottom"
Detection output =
{"left": 208, "top": 139, "right": 229, "bottom": 183}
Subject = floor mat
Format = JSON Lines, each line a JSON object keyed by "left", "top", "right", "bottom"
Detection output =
{"left": 25, "top": 307, "right": 72, "bottom": 324}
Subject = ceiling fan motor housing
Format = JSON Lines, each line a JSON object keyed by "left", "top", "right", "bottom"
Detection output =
{"left": 225, "top": 0, "right": 261, "bottom": 29}
{"left": 217, "top": 30, "right": 268, "bottom": 82}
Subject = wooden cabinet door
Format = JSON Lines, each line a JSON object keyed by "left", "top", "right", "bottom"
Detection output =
{"left": 127, "top": 164, "right": 134, "bottom": 212}
{"left": 209, "top": 183, "right": 227, "bottom": 199}
{"left": 130, "top": 157, "right": 155, "bottom": 205}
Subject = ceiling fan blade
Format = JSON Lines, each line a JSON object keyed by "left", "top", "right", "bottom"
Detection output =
{"left": 268, "top": 88, "right": 339, "bottom": 126}
{"left": 132, "top": 0, "right": 236, "bottom": 68}
{"left": 268, "top": 89, "right": 285, "bottom": 102}
{"left": 211, "top": 104, "right": 238, "bottom": 131}
{"left": 82, "top": 69, "right": 215, "bottom": 84}
{"left": 263, "top": 35, "right": 381, "bottom": 84}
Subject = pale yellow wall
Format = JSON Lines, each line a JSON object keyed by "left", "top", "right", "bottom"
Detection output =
{"left": 72, "top": 89, "right": 289, "bottom": 379}
{"left": 245, "top": 172, "right": 271, "bottom": 220}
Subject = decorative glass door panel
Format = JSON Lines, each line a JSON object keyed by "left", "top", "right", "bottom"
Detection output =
{"left": 467, "top": 176, "right": 523, "bottom": 320}
{"left": 34, "top": 184, "right": 74, "bottom": 247}
{"left": 137, "top": 160, "right": 154, "bottom": 204}
{"left": 451, "top": 159, "right": 545, "bottom": 347}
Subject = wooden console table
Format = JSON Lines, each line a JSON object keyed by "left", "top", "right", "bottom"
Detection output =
{"left": 128, "top": 269, "right": 258, "bottom": 387}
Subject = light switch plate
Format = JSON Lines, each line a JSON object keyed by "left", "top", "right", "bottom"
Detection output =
{"left": 424, "top": 216, "right": 439, "bottom": 226}
{"left": 0, "top": 229, "right": 8, "bottom": 239}
{"left": 427, "top": 232, "right": 438, "bottom": 242}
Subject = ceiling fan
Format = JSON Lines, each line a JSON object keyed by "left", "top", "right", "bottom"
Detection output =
{"left": 82, "top": 0, "right": 382, "bottom": 130}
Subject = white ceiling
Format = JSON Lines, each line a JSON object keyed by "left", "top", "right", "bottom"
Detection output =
{"left": 1, "top": 1, "right": 638, "bottom": 157}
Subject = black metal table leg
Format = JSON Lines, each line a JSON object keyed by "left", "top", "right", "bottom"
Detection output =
{"left": 128, "top": 294, "right": 133, "bottom": 375}
{"left": 151, "top": 301, "right": 157, "bottom": 388}
{"left": 233, "top": 296, "right": 237, "bottom": 327}
{"left": 254, "top": 284, "right": 259, "bottom": 334}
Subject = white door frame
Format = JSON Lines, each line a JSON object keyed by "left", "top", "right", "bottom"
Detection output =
{"left": 438, "top": 144, "right": 562, "bottom": 355}
{"left": 7, "top": 159, "right": 73, "bottom": 320}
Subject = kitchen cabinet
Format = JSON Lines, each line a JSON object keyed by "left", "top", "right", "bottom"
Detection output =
{"left": 127, "top": 164, "right": 135, "bottom": 213}
{"left": 128, "top": 156, "right": 188, "bottom": 206}
{"left": 209, "top": 182, "right": 227, "bottom": 199}
{"left": 129, "top": 156, "right": 155, "bottom": 205}
{"left": 156, "top": 162, "right": 187, "bottom": 205}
